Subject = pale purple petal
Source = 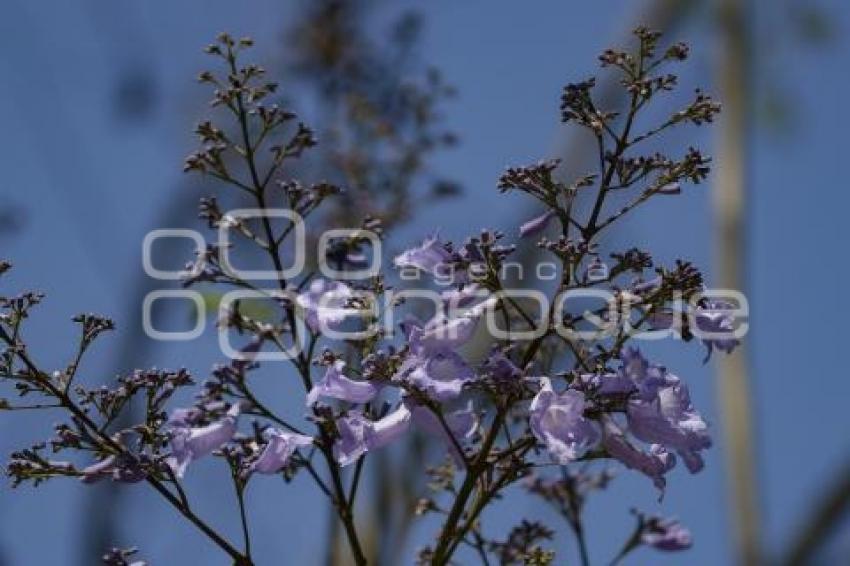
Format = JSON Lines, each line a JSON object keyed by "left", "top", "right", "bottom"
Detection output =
{"left": 406, "top": 349, "right": 475, "bottom": 401}
{"left": 579, "top": 370, "right": 635, "bottom": 396}
{"left": 602, "top": 418, "right": 675, "bottom": 492}
{"left": 251, "top": 428, "right": 313, "bottom": 474}
{"left": 296, "top": 279, "right": 355, "bottom": 332}
{"left": 412, "top": 296, "right": 496, "bottom": 353}
{"left": 519, "top": 209, "right": 556, "bottom": 238}
{"left": 627, "top": 379, "right": 711, "bottom": 473}
{"left": 695, "top": 300, "right": 741, "bottom": 361}
{"left": 166, "top": 404, "right": 240, "bottom": 478}
{"left": 366, "top": 404, "right": 412, "bottom": 450}
{"left": 334, "top": 406, "right": 411, "bottom": 466}
{"left": 333, "top": 412, "right": 371, "bottom": 467}
{"left": 306, "top": 360, "right": 379, "bottom": 406}
{"left": 619, "top": 348, "right": 675, "bottom": 401}
{"left": 393, "top": 232, "right": 452, "bottom": 275}
{"left": 529, "top": 378, "right": 600, "bottom": 464}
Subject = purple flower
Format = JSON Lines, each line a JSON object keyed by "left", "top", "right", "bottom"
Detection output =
{"left": 609, "top": 348, "right": 711, "bottom": 474}
{"left": 406, "top": 349, "right": 475, "bottom": 401}
{"left": 529, "top": 378, "right": 600, "bottom": 464}
{"left": 410, "top": 296, "right": 496, "bottom": 353}
{"left": 296, "top": 279, "right": 355, "bottom": 333}
{"left": 393, "top": 232, "right": 452, "bottom": 275}
{"left": 366, "top": 404, "right": 412, "bottom": 450}
{"left": 641, "top": 516, "right": 693, "bottom": 551}
{"left": 519, "top": 209, "right": 556, "bottom": 238}
{"left": 333, "top": 412, "right": 371, "bottom": 467}
{"left": 694, "top": 300, "right": 741, "bottom": 361}
{"left": 626, "top": 378, "right": 711, "bottom": 473}
{"left": 395, "top": 300, "right": 495, "bottom": 401}
{"left": 306, "top": 360, "right": 379, "bottom": 406}
{"left": 250, "top": 428, "right": 313, "bottom": 475}
{"left": 166, "top": 403, "right": 240, "bottom": 478}
{"left": 333, "top": 404, "right": 413, "bottom": 466}
{"left": 645, "top": 301, "right": 741, "bottom": 362}
{"left": 602, "top": 418, "right": 675, "bottom": 492}
{"left": 619, "top": 347, "right": 673, "bottom": 400}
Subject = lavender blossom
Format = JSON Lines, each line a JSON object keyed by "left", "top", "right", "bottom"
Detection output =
{"left": 306, "top": 360, "right": 379, "bottom": 406}
{"left": 166, "top": 403, "right": 240, "bottom": 478}
{"left": 411, "top": 297, "right": 495, "bottom": 352}
{"left": 296, "top": 278, "right": 355, "bottom": 332}
{"left": 393, "top": 232, "right": 452, "bottom": 275}
{"left": 395, "top": 299, "right": 495, "bottom": 400}
{"left": 619, "top": 347, "right": 672, "bottom": 401}
{"left": 529, "top": 378, "right": 600, "bottom": 464}
{"left": 334, "top": 404, "right": 413, "bottom": 466}
{"left": 601, "top": 418, "right": 675, "bottom": 492}
{"left": 366, "top": 403, "right": 413, "bottom": 450}
{"left": 646, "top": 300, "right": 740, "bottom": 361}
{"left": 333, "top": 412, "right": 371, "bottom": 467}
{"left": 626, "top": 378, "right": 711, "bottom": 473}
{"left": 519, "top": 209, "right": 556, "bottom": 238}
{"left": 406, "top": 349, "right": 475, "bottom": 401}
{"left": 694, "top": 299, "right": 741, "bottom": 360}
{"left": 250, "top": 428, "right": 314, "bottom": 475}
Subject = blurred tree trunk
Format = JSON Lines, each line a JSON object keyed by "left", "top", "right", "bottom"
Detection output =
{"left": 714, "top": 0, "right": 762, "bottom": 564}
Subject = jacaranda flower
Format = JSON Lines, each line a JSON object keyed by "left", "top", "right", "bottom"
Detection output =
{"left": 694, "top": 299, "right": 741, "bottom": 361}
{"left": 601, "top": 418, "right": 675, "bottom": 492}
{"left": 519, "top": 209, "right": 556, "bottom": 238}
{"left": 627, "top": 378, "right": 711, "bottom": 473}
{"left": 296, "top": 278, "right": 356, "bottom": 333}
{"left": 406, "top": 349, "right": 475, "bottom": 401}
{"left": 250, "top": 428, "right": 313, "bottom": 475}
{"left": 529, "top": 378, "right": 600, "bottom": 464}
{"left": 306, "top": 360, "right": 379, "bottom": 406}
{"left": 333, "top": 412, "right": 371, "bottom": 467}
{"left": 393, "top": 232, "right": 452, "bottom": 275}
{"left": 334, "top": 404, "right": 413, "bottom": 466}
{"left": 166, "top": 403, "right": 240, "bottom": 478}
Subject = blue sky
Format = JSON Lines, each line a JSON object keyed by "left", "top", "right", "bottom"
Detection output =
{"left": 1, "top": 1, "right": 848, "bottom": 564}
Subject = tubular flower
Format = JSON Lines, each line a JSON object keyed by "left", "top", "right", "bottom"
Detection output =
{"left": 333, "top": 404, "right": 413, "bottom": 466}
{"left": 166, "top": 403, "right": 240, "bottom": 478}
{"left": 296, "top": 278, "right": 355, "bottom": 333}
{"left": 601, "top": 418, "right": 675, "bottom": 492}
{"left": 626, "top": 378, "right": 711, "bottom": 473}
{"left": 250, "top": 428, "right": 313, "bottom": 475}
{"left": 306, "top": 360, "right": 379, "bottom": 406}
{"left": 393, "top": 232, "right": 452, "bottom": 275}
{"left": 529, "top": 378, "right": 600, "bottom": 464}
{"left": 519, "top": 209, "right": 556, "bottom": 238}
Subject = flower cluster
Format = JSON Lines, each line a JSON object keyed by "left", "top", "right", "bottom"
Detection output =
{"left": 0, "top": 27, "right": 742, "bottom": 566}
